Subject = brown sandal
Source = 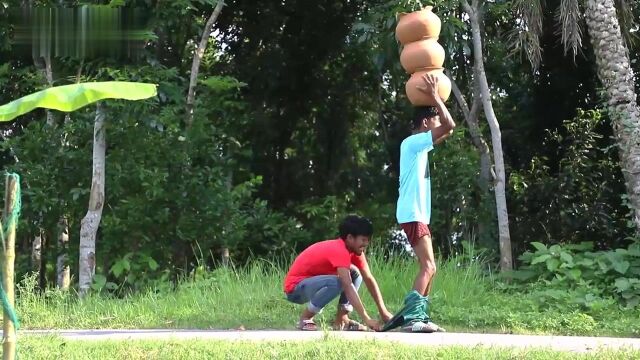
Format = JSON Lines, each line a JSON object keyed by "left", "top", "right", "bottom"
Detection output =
{"left": 334, "top": 319, "right": 367, "bottom": 331}
{"left": 297, "top": 319, "right": 318, "bottom": 331}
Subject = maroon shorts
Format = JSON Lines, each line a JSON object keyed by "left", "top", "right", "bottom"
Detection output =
{"left": 400, "top": 222, "right": 431, "bottom": 248}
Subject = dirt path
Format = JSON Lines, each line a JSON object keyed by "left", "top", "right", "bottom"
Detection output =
{"left": 11, "top": 329, "right": 640, "bottom": 353}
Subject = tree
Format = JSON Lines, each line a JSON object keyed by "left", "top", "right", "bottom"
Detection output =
{"left": 461, "top": 0, "right": 513, "bottom": 271}
{"left": 509, "top": 0, "right": 640, "bottom": 233}
{"left": 584, "top": 0, "right": 640, "bottom": 233}
{"left": 78, "top": 102, "right": 106, "bottom": 297}
{"left": 0, "top": 81, "right": 157, "bottom": 295}
{"left": 185, "top": 0, "right": 225, "bottom": 127}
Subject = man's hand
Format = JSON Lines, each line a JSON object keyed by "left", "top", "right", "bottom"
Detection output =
{"left": 380, "top": 309, "right": 394, "bottom": 323}
{"left": 417, "top": 73, "right": 439, "bottom": 99}
{"left": 365, "top": 318, "right": 382, "bottom": 331}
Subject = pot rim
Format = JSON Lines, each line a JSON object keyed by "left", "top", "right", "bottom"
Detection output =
{"left": 410, "top": 66, "right": 445, "bottom": 74}
{"left": 397, "top": 6, "right": 434, "bottom": 19}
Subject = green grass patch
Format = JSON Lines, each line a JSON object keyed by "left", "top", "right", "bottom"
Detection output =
{"left": 12, "top": 255, "right": 640, "bottom": 336}
{"left": 18, "top": 336, "right": 640, "bottom": 359}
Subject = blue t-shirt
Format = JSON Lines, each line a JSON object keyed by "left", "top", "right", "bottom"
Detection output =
{"left": 396, "top": 132, "right": 434, "bottom": 224}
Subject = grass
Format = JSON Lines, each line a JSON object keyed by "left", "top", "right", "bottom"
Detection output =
{"left": 11, "top": 254, "right": 640, "bottom": 336}
{"left": 17, "top": 336, "right": 640, "bottom": 359}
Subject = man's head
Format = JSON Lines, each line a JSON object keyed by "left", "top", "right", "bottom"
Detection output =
{"left": 339, "top": 214, "right": 373, "bottom": 255}
{"left": 411, "top": 106, "right": 439, "bottom": 133}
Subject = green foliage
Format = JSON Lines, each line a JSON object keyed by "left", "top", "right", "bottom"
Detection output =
{"left": 509, "top": 109, "right": 632, "bottom": 252}
{"left": 511, "top": 241, "right": 640, "bottom": 309}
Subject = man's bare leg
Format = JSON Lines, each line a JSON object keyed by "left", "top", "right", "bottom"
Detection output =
{"left": 333, "top": 307, "right": 350, "bottom": 328}
{"left": 408, "top": 234, "right": 445, "bottom": 332}
{"left": 300, "top": 308, "right": 315, "bottom": 321}
{"left": 412, "top": 234, "right": 436, "bottom": 296}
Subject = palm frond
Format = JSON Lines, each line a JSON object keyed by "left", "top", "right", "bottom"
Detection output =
{"left": 615, "top": 0, "right": 640, "bottom": 47}
{"left": 506, "top": 0, "right": 545, "bottom": 70}
{"left": 555, "top": 0, "right": 583, "bottom": 60}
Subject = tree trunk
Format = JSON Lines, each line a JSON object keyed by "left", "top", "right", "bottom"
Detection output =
{"left": 185, "top": 0, "right": 225, "bottom": 127}
{"left": 2, "top": 175, "right": 19, "bottom": 360}
{"left": 221, "top": 171, "right": 232, "bottom": 266}
{"left": 78, "top": 103, "right": 106, "bottom": 297}
{"left": 34, "top": 56, "right": 56, "bottom": 126}
{"left": 32, "top": 54, "right": 55, "bottom": 284}
{"left": 448, "top": 73, "right": 492, "bottom": 188}
{"left": 31, "top": 230, "right": 42, "bottom": 276}
{"left": 585, "top": 0, "right": 640, "bottom": 233}
{"left": 57, "top": 216, "right": 70, "bottom": 290}
{"left": 463, "top": 0, "right": 513, "bottom": 271}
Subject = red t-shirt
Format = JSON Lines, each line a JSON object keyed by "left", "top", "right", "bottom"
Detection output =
{"left": 283, "top": 238, "right": 367, "bottom": 293}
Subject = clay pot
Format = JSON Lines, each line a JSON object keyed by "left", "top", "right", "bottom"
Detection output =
{"left": 395, "top": 7, "right": 442, "bottom": 45}
{"left": 400, "top": 39, "right": 445, "bottom": 74}
{"left": 405, "top": 68, "right": 451, "bottom": 106}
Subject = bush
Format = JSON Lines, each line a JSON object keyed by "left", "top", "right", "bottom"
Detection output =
{"left": 509, "top": 109, "right": 632, "bottom": 254}
{"left": 511, "top": 241, "right": 640, "bottom": 309}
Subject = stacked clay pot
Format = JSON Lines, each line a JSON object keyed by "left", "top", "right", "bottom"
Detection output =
{"left": 396, "top": 6, "right": 451, "bottom": 106}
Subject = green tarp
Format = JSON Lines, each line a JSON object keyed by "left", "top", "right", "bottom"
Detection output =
{"left": 380, "top": 290, "right": 431, "bottom": 332}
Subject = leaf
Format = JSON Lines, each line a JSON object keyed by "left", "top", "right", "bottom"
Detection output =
{"left": 560, "top": 252, "right": 573, "bottom": 264}
{"left": 625, "top": 296, "right": 640, "bottom": 309}
{"left": 110, "top": 261, "right": 125, "bottom": 277}
{"left": 505, "top": 270, "right": 538, "bottom": 281}
{"left": 546, "top": 258, "right": 561, "bottom": 272}
{"left": 148, "top": 258, "right": 159, "bottom": 271}
{"left": 91, "top": 274, "right": 107, "bottom": 291}
{"left": 0, "top": 63, "right": 9, "bottom": 77}
{"left": 568, "top": 269, "right": 582, "bottom": 280}
{"left": 577, "top": 258, "right": 595, "bottom": 267}
{"left": 200, "top": 76, "right": 246, "bottom": 92}
{"left": 615, "top": 278, "right": 631, "bottom": 292}
{"left": 613, "top": 260, "right": 630, "bottom": 274}
{"left": 628, "top": 243, "right": 640, "bottom": 257}
{"left": 530, "top": 242, "right": 547, "bottom": 252}
{"left": 0, "top": 82, "right": 158, "bottom": 122}
{"left": 531, "top": 254, "right": 552, "bottom": 264}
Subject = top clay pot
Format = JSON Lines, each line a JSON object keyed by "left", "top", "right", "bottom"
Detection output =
{"left": 395, "top": 6, "right": 442, "bottom": 45}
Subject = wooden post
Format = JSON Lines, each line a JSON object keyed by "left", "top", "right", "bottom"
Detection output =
{"left": 2, "top": 175, "right": 18, "bottom": 360}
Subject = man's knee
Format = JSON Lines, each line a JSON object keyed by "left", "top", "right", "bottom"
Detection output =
{"left": 420, "top": 261, "right": 436, "bottom": 276}
{"left": 349, "top": 265, "right": 361, "bottom": 280}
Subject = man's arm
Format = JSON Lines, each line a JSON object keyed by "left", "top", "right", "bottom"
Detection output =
{"left": 360, "top": 264, "right": 393, "bottom": 322}
{"left": 431, "top": 95, "right": 456, "bottom": 144}
{"left": 418, "top": 73, "right": 457, "bottom": 144}
{"left": 336, "top": 267, "right": 381, "bottom": 330}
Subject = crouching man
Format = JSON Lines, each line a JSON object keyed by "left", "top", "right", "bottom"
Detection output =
{"left": 283, "top": 214, "right": 393, "bottom": 331}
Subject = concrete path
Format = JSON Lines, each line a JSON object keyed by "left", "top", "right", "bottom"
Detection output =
{"left": 11, "top": 329, "right": 640, "bottom": 353}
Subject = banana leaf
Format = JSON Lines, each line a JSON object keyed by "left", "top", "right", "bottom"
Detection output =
{"left": 0, "top": 81, "right": 157, "bottom": 122}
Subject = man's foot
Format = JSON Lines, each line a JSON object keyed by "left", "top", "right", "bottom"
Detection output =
{"left": 402, "top": 320, "right": 446, "bottom": 333}
{"left": 333, "top": 319, "right": 368, "bottom": 331}
{"left": 297, "top": 319, "right": 318, "bottom": 331}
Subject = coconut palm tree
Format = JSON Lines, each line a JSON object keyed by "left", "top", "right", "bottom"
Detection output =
{"left": 509, "top": 0, "right": 640, "bottom": 232}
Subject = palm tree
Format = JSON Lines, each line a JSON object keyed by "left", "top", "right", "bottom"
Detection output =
{"left": 509, "top": 0, "right": 640, "bottom": 233}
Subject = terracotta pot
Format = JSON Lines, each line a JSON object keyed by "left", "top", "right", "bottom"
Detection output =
{"left": 395, "top": 7, "right": 441, "bottom": 45}
{"left": 405, "top": 68, "right": 452, "bottom": 106}
{"left": 400, "top": 39, "right": 445, "bottom": 74}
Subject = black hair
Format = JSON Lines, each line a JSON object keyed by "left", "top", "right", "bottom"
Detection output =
{"left": 411, "top": 106, "right": 439, "bottom": 130}
{"left": 338, "top": 214, "right": 373, "bottom": 239}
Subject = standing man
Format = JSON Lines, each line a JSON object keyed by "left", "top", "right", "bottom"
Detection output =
{"left": 284, "top": 215, "right": 393, "bottom": 331}
{"left": 396, "top": 73, "right": 456, "bottom": 331}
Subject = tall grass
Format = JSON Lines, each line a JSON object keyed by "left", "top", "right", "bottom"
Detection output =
{"left": 10, "top": 253, "right": 640, "bottom": 336}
